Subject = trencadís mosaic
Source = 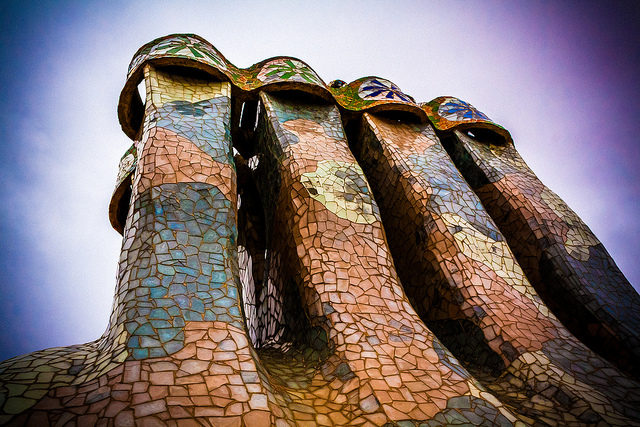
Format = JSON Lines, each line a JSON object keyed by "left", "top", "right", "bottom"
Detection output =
{"left": 1, "top": 33, "right": 639, "bottom": 426}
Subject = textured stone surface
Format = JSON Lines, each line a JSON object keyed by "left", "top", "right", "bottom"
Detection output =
{"left": 1, "top": 34, "right": 638, "bottom": 426}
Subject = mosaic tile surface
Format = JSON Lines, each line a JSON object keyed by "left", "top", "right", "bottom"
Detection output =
{"left": 440, "top": 124, "right": 640, "bottom": 380}
{"left": 119, "top": 35, "right": 425, "bottom": 140}
{"left": 250, "top": 91, "right": 518, "bottom": 425}
{"left": 327, "top": 76, "right": 425, "bottom": 121}
{"left": 353, "top": 113, "right": 640, "bottom": 425}
{"left": 423, "top": 96, "right": 513, "bottom": 145}
{"left": 1, "top": 34, "right": 639, "bottom": 426}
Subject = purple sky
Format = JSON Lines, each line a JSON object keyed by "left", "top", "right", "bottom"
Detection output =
{"left": 1, "top": 1, "right": 638, "bottom": 360}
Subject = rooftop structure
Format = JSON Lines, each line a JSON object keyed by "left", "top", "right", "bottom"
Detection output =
{"left": 1, "top": 34, "right": 639, "bottom": 426}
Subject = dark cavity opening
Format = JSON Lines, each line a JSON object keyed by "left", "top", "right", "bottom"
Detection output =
{"left": 236, "top": 153, "right": 331, "bottom": 384}
{"left": 462, "top": 126, "right": 508, "bottom": 146}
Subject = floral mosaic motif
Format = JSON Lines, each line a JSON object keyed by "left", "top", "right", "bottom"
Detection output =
{"left": 121, "top": 34, "right": 430, "bottom": 141}
{"left": 128, "top": 35, "right": 227, "bottom": 77}
{"left": 421, "top": 97, "right": 511, "bottom": 142}
{"left": 152, "top": 36, "right": 223, "bottom": 63}
{"left": 326, "top": 77, "right": 424, "bottom": 117}
{"left": 357, "top": 77, "right": 414, "bottom": 102}
{"left": 2, "top": 34, "right": 640, "bottom": 426}
{"left": 438, "top": 97, "right": 491, "bottom": 122}
{"left": 256, "top": 58, "right": 323, "bottom": 85}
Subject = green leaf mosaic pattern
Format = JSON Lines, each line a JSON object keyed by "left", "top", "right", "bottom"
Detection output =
{"left": 1, "top": 33, "right": 638, "bottom": 426}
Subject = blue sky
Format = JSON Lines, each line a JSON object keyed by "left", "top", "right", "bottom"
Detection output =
{"left": 1, "top": 1, "right": 638, "bottom": 360}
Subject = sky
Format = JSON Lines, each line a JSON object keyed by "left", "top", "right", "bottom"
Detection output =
{"left": 0, "top": 1, "right": 638, "bottom": 360}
